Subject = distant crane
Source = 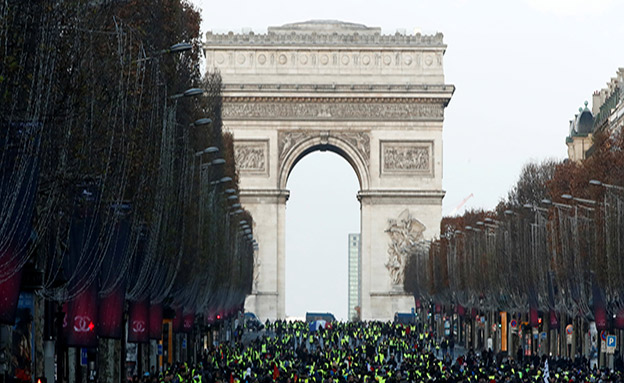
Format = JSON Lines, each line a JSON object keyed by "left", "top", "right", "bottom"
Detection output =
{"left": 449, "top": 193, "right": 474, "bottom": 216}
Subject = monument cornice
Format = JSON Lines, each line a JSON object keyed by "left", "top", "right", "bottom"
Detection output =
{"left": 222, "top": 83, "right": 455, "bottom": 95}
{"left": 222, "top": 96, "right": 450, "bottom": 104}
{"left": 204, "top": 31, "right": 446, "bottom": 48}
{"left": 239, "top": 189, "right": 290, "bottom": 203}
{"left": 357, "top": 189, "right": 446, "bottom": 202}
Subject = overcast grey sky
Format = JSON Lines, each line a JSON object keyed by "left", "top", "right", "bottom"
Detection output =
{"left": 189, "top": 0, "right": 624, "bottom": 320}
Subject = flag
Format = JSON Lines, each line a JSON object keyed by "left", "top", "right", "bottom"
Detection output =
{"left": 543, "top": 360, "right": 549, "bottom": 383}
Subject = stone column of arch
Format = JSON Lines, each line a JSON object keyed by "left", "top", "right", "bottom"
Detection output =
{"left": 204, "top": 20, "right": 454, "bottom": 321}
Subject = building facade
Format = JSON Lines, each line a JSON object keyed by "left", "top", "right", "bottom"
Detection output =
{"left": 348, "top": 233, "right": 361, "bottom": 321}
{"left": 567, "top": 68, "right": 624, "bottom": 161}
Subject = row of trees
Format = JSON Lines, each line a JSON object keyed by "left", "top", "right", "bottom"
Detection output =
{"left": 404, "top": 129, "right": 624, "bottom": 328}
{"left": 0, "top": 0, "right": 254, "bottom": 340}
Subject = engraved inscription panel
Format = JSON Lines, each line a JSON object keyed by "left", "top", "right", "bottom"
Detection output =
{"left": 234, "top": 140, "right": 269, "bottom": 175}
{"left": 381, "top": 141, "right": 433, "bottom": 175}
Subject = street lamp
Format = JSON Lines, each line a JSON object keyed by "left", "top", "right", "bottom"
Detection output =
{"left": 523, "top": 203, "right": 548, "bottom": 212}
{"left": 193, "top": 118, "right": 212, "bottom": 127}
{"left": 135, "top": 42, "right": 193, "bottom": 63}
{"left": 560, "top": 194, "right": 596, "bottom": 211}
{"left": 169, "top": 88, "right": 204, "bottom": 100}
{"left": 211, "top": 158, "right": 225, "bottom": 165}
{"left": 166, "top": 42, "right": 193, "bottom": 54}
{"left": 589, "top": 179, "right": 624, "bottom": 191}
{"left": 541, "top": 198, "right": 573, "bottom": 209}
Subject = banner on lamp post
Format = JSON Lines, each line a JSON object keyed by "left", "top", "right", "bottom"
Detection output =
{"left": 172, "top": 307, "right": 183, "bottom": 333}
{"left": 66, "top": 286, "right": 98, "bottom": 348}
{"left": 98, "top": 285, "right": 125, "bottom": 339}
{"left": 0, "top": 256, "right": 24, "bottom": 325}
{"left": 149, "top": 303, "right": 163, "bottom": 340}
{"left": 182, "top": 311, "right": 194, "bottom": 333}
{"left": 529, "top": 307, "right": 539, "bottom": 328}
{"left": 128, "top": 300, "right": 149, "bottom": 343}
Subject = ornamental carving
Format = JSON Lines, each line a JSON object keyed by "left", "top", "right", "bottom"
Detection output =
{"left": 385, "top": 209, "right": 426, "bottom": 285}
{"left": 278, "top": 131, "right": 309, "bottom": 163}
{"left": 381, "top": 141, "right": 432, "bottom": 174}
{"left": 234, "top": 141, "right": 268, "bottom": 173}
{"left": 334, "top": 132, "right": 370, "bottom": 167}
{"left": 278, "top": 131, "right": 370, "bottom": 167}
{"left": 204, "top": 31, "right": 445, "bottom": 47}
{"left": 223, "top": 101, "right": 444, "bottom": 121}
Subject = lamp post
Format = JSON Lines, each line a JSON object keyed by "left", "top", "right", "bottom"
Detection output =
{"left": 589, "top": 179, "right": 624, "bottom": 191}
{"left": 560, "top": 194, "right": 595, "bottom": 212}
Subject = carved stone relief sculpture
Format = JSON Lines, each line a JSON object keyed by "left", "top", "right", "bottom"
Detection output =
{"left": 234, "top": 140, "right": 268, "bottom": 174}
{"left": 385, "top": 209, "right": 426, "bottom": 285}
{"left": 278, "top": 130, "right": 370, "bottom": 167}
{"left": 381, "top": 141, "right": 433, "bottom": 175}
{"left": 223, "top": 101, "right": 444, "bottom": 121}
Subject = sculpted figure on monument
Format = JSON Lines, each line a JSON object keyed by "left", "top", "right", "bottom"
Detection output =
{"left": 385, "top": 209, "right": 426, "bottom": 285}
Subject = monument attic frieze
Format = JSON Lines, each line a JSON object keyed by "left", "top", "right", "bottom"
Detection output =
{"left": 204, "top": 20, "right": 447, "bottom": 86}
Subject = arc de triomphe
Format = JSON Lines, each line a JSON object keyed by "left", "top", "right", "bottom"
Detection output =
{"left": 203, "top": 21, "right": 454, "bottom": 321}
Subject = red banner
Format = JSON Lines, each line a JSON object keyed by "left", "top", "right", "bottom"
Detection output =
{"left": 0, "top": 254, "right": 24, "bottom": 325}
{"left": 66, "top": 287, "right": 98, "bottom": 348}
{"left": 615, "top": 308, "right": 624, "bottom": 330}
{"left": 549, "top": 310, "right": 559, "bottom": 328}
{"left": 149, "top": 303, "right": 163, "bottom": 340}
{"left": 471, "top": 308, "right": 478, "bottom": 318}
{"left": 172, "top": 307, "right": 183, "bottom": 333}
{"left": 98, "top": 286, "right": 125, "bottom": 339}
{"left": 182, "top": 311, "right": 194, "bottom": 333}
{"left": 457, "top": 305, "right": 466, "bottom": 317}
{"left": 128, "top": 300, "right": 149, "bottom": 343}
{"left": 529, "top": 307, "right": 539, "bottom": 327}
{"left": 595, "top": 306, "right": 607, "bottom": 331}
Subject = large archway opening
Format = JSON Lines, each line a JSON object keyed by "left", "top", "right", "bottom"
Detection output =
{"left": 285, "top": 150, "right": 360, "bottom": 321}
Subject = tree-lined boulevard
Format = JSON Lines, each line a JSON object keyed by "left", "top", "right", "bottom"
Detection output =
{"left": 2, "top": 0, "right": 624, "bottom": 382}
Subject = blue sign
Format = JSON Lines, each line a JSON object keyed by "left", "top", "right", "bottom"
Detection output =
{"left": 81, "top": 348, "right": 88, "bottom": 366}
{"left": 158, "top": 344, "right": 163, "bottom": 355}
{"left": 607, "top": 335, "right": 617, "bottom": 348}
{"left": 182, "top": 339, "right": 187, "bottom": 349}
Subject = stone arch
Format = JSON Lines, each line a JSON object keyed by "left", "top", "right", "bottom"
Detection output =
{"left": 277, "top": 132, "right": 371, "bottom": 191}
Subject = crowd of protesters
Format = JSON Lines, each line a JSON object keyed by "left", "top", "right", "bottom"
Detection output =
{"left": 156, "top": 320, "right": 624, "bottom": 383}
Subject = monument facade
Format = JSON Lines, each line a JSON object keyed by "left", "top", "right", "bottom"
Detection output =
{"left": 203, "top": 21, "right": 454, "bottom": 320}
